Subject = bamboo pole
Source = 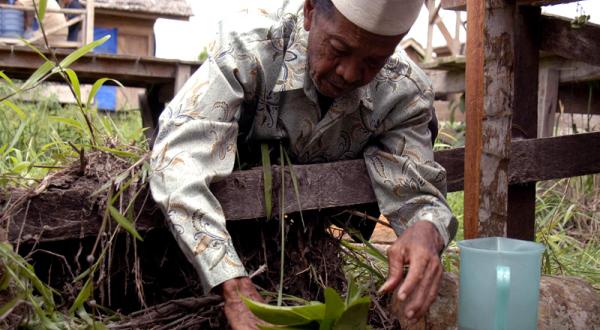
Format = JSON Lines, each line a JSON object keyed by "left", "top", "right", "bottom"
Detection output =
{"left": 85, "top": 0, "right": 95, "bottom": 45}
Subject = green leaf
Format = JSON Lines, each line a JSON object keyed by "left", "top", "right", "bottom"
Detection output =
{"left": 11, "top": 161, "right": 31, "bottom": 174}
{"left": 49, "top": 116, "right": 84, "bottom": 132}
{"left": 1, "top": 100, "right": 27, "bottom": 121}
{"left": 324, "top": 288, "right": 345, "bottom": 318}
{"left": 86, "top": 78, "right": 124, "bottom": 110}
{"left": 0, "top": 244, "right": 55, "bottom": 309}
{"left": 93, "top": 145, "right": 138, "bottom": 159}
{"left": 21, "top": 60, "right": 55, "bottom": 90}
{"left": 320, "top": 288, "right": 345, "bottom": 330}
{"left": 69, "top": 278, "right": 92, "bottom": 315}
{"left": 3, "top": 120, "right": 26, "bottom": 158}
{"left": 108, "top": 206, "right": 143, "bottom": 241}
{"left": 63, "top": 69, "right": 81, "bottom": 104}
{"left": 59, "top": 35, "right": 111, "bottom": 69}
{"left": 37, "top": 0, "right": 48, "bottom": 22}
{"left": 0, "top": 71, "right": 17, "bottom": 90}
{"left": 0, "top": 267, "right": 10, "bottom": 290}
{"left": 261, "top": 143, "right": 273, "bottom": 220}
{"left": 345, "top": 276, "right": 362, "bottom": 306}
{"left": 242, "top": 295, "right": 325, "bottom": 326}
{"left": 22, "top": 38, "right": 51, "bottom": 62}
{"left": 332, "top": 297, "right": 370, "bottom": 330}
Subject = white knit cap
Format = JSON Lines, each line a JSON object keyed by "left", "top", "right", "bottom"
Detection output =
{"left": 330, "top": 0, "right": 423, "bottom": 36}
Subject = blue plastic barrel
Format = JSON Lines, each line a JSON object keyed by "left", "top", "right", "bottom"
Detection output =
{"left": 0, "top": 7, "right": 25, "bottom": 38}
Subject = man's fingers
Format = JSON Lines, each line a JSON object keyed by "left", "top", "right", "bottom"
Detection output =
{"left": 397, "top": 254, "right": 429, "bottom": 302}
{"left": 403, "top": 257, "right": 438, "bottom": 319}
{"left": 423, "top": 266, "right": 443, "bottom": 312}
{"left": 378, "top": 247, "right": 406, "bottom": 294}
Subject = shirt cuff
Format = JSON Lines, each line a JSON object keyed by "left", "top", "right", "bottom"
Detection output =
{"left": 189, "top": 239, "right": 248, "bottom": 294}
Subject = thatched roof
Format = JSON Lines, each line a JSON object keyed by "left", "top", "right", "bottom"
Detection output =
{"left": 83, "top": 0, "right": 192, "bottom": 20}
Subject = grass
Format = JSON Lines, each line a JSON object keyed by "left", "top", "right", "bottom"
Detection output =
{"left": 0, "top": 85, "right": 144, "bottom": 187}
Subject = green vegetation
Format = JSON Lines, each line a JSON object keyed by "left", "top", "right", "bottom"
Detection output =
{"left": 0, "top": 89, "right": 144, "bottom": 187}
{"left": 0, "top": 3, "right": 597, "bottom": 327}
{"left": 1, "top": 5, "right": 149, "bottom": 324}
{"left": 243, "top": 285, "right": 370, "bottom": 329}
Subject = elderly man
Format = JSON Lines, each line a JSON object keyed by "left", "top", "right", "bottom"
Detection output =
{"left": 149, "top": 0, "right": 458, "bottom": 328}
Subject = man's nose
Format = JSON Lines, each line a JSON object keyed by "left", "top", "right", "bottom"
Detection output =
{"left": 335, "top": 58, "right": 362, "bottom": 85}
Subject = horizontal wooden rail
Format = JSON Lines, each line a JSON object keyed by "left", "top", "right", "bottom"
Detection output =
{"left": 5, "top": 132, "right": 599, "bottom": 242}
{"left": 540, "top": 15, "right": 600, "bottom": 67}
{"left": 0, "top": 46, "right": 200, "bottom": 87}
{"left": 0, "top": 3, "right": 86, "bottom": 14}
{"left": 213, "top": 132, "right": 600, "bottom": 220}
{"left": 441, "top": 0, "right": 580, "bottom": 11}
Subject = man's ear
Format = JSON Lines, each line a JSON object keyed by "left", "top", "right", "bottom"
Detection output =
{"left": 303, "top": 0, "right": 315, "bottom": 31}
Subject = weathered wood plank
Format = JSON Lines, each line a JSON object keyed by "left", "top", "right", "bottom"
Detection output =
{"left": 5, "top": 132, "right": 600, "bottom": 243}
{"left": 508, "top": 6, "right": 540, "bottom": 241}
{"left": 0, "top": 46, "right": 200, "bottom": 87}
{"left": 540, "top": 15, "right": 600, "bottom": 67}
{"left": 538, "top": 68, "right": 560, "bottom": 137}
{"left": 428, "top": 58, "right": 600, "bottom": 98}
{"left": 464, "top": 0, "right": 516, "bottom": 238}
{"left": 558, "top": 83, "right": 600, "bottom": 116}
{"left": 442, "top": 0, "right": 580, "bottom": 11}
{"left": 463, "top": 0, "right": 484, "bottom": 240}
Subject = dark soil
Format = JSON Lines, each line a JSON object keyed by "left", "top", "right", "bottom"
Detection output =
{"left": 1, "top": 152, "right": 396, "bottom": 329}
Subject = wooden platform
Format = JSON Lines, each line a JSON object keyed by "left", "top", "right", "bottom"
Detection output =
{"left": 0, "top": 45, "right": 201, "bottom": 137}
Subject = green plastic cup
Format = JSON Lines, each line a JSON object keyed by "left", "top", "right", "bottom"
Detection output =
{"left": 458, "top": 237, "right": 545, "bottom": 330}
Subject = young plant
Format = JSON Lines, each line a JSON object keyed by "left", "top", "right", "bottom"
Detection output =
{"left": 242, "top": 284, "right": 371, "bottom": 330}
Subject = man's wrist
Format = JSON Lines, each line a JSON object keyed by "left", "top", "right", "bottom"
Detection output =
{"left": 417, "top": 220, "right": 445, "bottom": 253}
{"left": 219, "top": 276, "right": 251, "bottom": 300}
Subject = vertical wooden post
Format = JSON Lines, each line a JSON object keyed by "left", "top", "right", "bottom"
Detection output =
{"left": 174, "top": 64, "right": 192, "bottom": 93}
{"left": 464, "top": 0, "right": 516, "bottom": 238}
{"left": 453, "top": 11, "right": 462, "bottom": 54}
{"left": 507, "top": 6, "right": 540, "bottom": 241}
{"left": 426, "top": 0, "right": 435, "bottom": 61}
{"left": 537, "top": 67, "right": 559, "bottom": 138}
{"left": 85, "top": 0, "right": 95, "bottom": 45}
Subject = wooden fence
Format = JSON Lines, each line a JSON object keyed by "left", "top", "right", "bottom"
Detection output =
{"left": 3, "top": 0, "right": 600, "bottom": 244}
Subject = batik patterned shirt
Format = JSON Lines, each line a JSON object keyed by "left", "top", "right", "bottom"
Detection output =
{"left": 149, "top": 0, "right": 458, "bottom": 293}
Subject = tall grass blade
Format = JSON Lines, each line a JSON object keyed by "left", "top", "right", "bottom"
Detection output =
{"left": 2, "top": 100, "right": 27, "bottom": 121}
{"left": 21, "top": 39, "right": 51, "bottom": 62}
{"left": 4, "top": 120, "right": 27, "bottom": 158}
{"left": 0, "top": 71, "right": 17, "bottom": 91}
{"left": 278, "top": 143, "right": 285, "bottom": 306}
{"left": 261, "top": 143, "right": 273, "bottom": 220}
{"left": 0, "top": 243, "right": 55, "bottom": 309}
{"left": 49, "top": 116, "right": 85, "bottom": 133}
{"left": 63, "top": 69, "right": 81, "bottom": 104}
{"left": 283, "top": 150, "right": 305, "bottom": 230}
{"left": 21, "top": 60, "right": 55, "bottom": 91}
{"left": 69, "top": 278, "right": 92, "bottom": 315}
{"left": 59, "top": 35, "right": 111, "bottom": 69}
{"left": 86, "top": 78, "right": 124, "bottom": 110}
{"left": 37, "top": 0, "right": 48, "bottom": 22}
{"left": 108, "top": 206, "right": 143, "bottom": 241}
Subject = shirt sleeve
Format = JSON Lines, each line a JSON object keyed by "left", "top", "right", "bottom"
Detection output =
{"left": 364, "top": 88, "right": 458, "bottom": 247}
{"left": 149, "top": 41, "right": 260, "bottom": 293}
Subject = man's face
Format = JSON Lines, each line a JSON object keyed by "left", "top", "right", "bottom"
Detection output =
{"left": 303, "top": 0, "right": 405, "bottom": 99}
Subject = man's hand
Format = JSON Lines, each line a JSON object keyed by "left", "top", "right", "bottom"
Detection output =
{"left": 221, "top": 277, "right": 264, "bottom": 330}
{"left": 378, "top": 221, "right": 445, "bottom": 321}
